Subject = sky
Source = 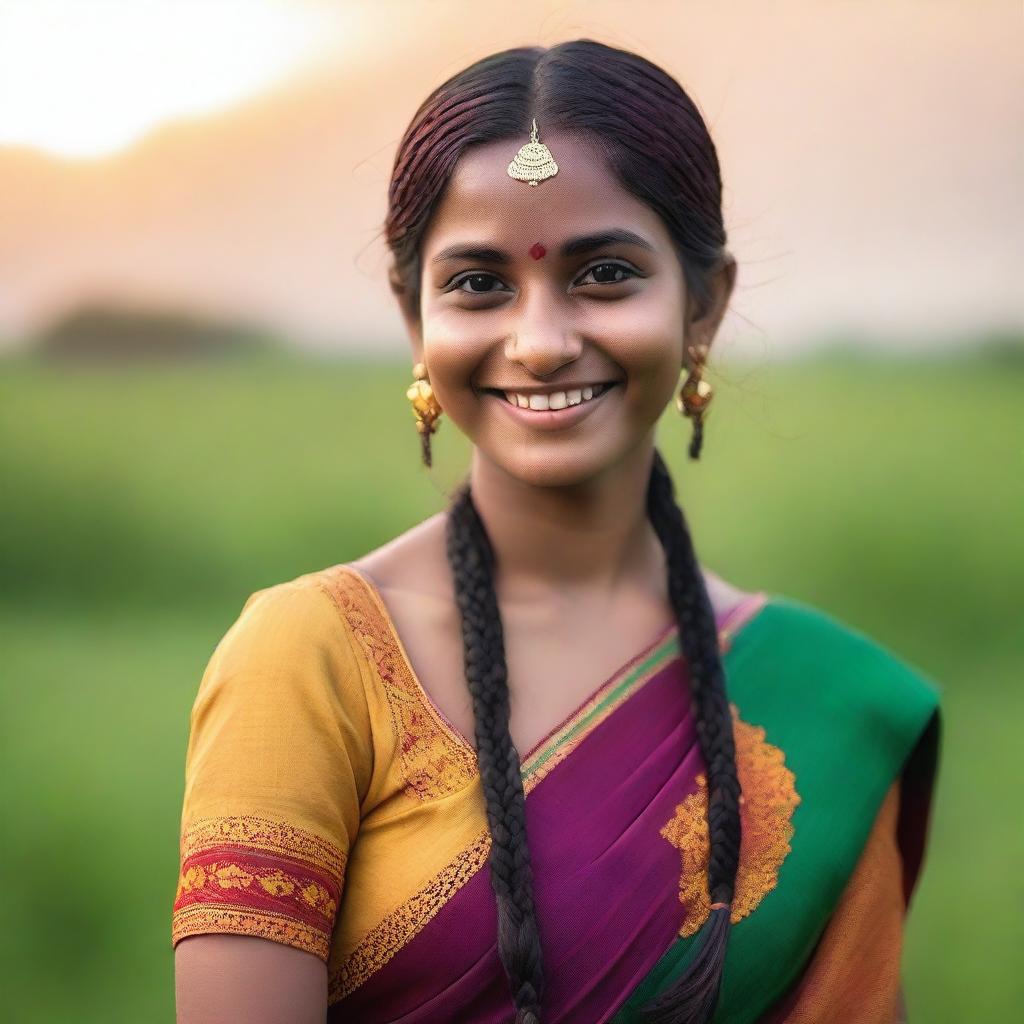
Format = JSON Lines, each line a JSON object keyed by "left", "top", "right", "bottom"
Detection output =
{"left": 0, "top": 0, "right": 1021, "bottom": 360}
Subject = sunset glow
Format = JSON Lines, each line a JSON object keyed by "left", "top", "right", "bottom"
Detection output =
{"left": 0, "top": 0, "right": 358, "bottom": 159}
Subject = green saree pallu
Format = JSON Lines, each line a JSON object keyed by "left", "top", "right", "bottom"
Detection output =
{"left": 172, "top": 565, "right": 941, "bottom": 1022}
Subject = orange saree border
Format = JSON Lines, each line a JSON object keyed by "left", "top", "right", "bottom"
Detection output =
{"left": 759, "top": 779, "right": 905, "bottom": 1023}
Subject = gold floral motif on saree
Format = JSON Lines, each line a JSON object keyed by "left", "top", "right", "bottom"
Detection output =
{"left": 661, "top": 702, "right": 801, "bottom": 937}
{"left": 323, "top": 567, "right": 479, "bottom": 802}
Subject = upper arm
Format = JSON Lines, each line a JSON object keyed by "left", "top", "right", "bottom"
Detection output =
{"left": 175, "top": 934, "right": 327, "bottom": 1024}
{"left": 171, "top": 578, "right": 371, "bottom": 1017}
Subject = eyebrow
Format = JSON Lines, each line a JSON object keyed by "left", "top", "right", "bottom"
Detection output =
{"left": 430, "top": 228, "right": 656, "bottom": 265}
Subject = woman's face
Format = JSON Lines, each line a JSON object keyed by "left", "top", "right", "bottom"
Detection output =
{"left": 412, "top": 131, "right": 722, "bottom": 488}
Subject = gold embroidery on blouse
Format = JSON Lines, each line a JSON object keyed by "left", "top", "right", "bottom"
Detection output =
{"left": 660, "top": 702, "right": 800, "bottom": 937}
{"left": 327, "top": 829, "right": 492, "bottom": 1003}
{"left": 175, "top": 860, "right": 337, "bottom": 918}
{"left": 173, "top": 815, "right": 346, "bottom": 961}
{"left": 180, "top": 814, "right": 346, "bottom": 881}
{"left": 323, "top": 567, "right": 479, "bottom": 802}
{"left": 173, "top": 904, "right": 331, "bottom": 959}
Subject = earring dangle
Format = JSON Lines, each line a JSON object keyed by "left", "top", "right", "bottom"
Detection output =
{"left": 406, "top": 361, "right": 443, "bottom": 468}
{"left": 676, "top": 343, "right": 714, "bottom": 460}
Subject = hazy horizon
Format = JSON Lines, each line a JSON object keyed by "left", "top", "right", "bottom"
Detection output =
{"left": 1, "top": 0, "right": 1021, "bottom": 360}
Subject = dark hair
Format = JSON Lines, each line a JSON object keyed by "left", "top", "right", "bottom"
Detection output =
{"left": 385, "top": 39, "right": 739, "bottom": 1024}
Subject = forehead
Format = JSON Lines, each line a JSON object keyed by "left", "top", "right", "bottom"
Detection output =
{"left": 421, "top": 131, "right": 670, "bottom": 258}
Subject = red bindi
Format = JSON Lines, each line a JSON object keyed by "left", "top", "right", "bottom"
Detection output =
{"left": 528, "top": 242, "right": 546, "bottom": 260}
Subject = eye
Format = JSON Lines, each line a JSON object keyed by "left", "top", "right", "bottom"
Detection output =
{"left": 450, "top": 272, "right": 509, "bottom": 295}
{"left": 574, "top": 261, "right": 638, "bottom": 287}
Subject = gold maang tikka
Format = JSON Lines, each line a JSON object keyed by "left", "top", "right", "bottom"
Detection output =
{"left": 507, "top": 117, "right": 559, "bottom": 187}
{"left": 676, "top": 343, "right": 714, "bottom": 460}
{"left": 406, "top": 361, "right": 443, "bottom": 468}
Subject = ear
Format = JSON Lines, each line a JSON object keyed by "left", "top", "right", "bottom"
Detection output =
{"left": 388, "top": 259, "right": 424, "bottom": 363}
{"left": 684, "top": 256, "right": 737, "bottom": 363}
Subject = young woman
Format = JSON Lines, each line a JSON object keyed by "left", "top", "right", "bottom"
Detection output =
{"left": 172, "top": 40, "right": 941, "bottom": 1024}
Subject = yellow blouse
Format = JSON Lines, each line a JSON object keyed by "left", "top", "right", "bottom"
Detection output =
{"left": 173, "top": 563, "right": 504, "bottom": 999}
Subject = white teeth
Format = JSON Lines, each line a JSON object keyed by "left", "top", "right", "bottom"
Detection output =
{"left": 503, "top": 383, "right": 610, "bottom": 410}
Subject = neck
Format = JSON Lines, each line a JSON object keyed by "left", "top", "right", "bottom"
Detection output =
{"left": 466, "top": 439, "right": 669, "bottom": 610}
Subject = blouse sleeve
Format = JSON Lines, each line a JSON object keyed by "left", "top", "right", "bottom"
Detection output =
{"left": 171, "top": 576, "right": 373, "bottom": 961}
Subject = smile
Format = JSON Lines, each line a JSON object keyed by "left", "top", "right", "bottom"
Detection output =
{"left": 481, "top": 382, "right": 621, "bottom": 430}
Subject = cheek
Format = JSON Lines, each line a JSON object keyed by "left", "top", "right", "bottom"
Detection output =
{"left": 421, "top": 322, "right": 489, "bottom": 425}
{"left": 600, "top": 304, "right": 684, "bottom": 409}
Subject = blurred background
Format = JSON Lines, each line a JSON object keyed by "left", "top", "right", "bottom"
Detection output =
{"left": 1, "top": 1, "right": 1020, "bottom": 1021}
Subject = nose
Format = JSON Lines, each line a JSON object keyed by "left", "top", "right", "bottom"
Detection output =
{"left": 504, "top": 298, "right": 584, "bottom": 379}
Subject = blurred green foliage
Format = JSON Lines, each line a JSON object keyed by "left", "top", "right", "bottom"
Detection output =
{"left": 0, "top": 347, "right": 1020, "bottom": 1022}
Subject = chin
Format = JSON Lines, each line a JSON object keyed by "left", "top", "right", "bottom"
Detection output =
{"left": 482, "top": 439, "right": 627, "bottom": 489}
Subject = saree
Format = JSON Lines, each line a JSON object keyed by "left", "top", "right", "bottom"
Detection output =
{"left": 172, "top": 562, "right": 941, "bottom": 1023}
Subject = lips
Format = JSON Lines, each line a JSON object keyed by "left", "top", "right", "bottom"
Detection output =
{"left": 483, "top": 381, "right": 621, "bottom": 431}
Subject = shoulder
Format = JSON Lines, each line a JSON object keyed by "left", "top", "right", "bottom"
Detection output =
{"left": 700, "top": 566, "right": 762, "bottom": 620}
{"left": 749, "top": 594, "right": 942, "bottom": 712}
{"left": 729, "top": 590, "right": 941, "bottom": 702}
{"left": 199, "top": 569, "right": 377, "bottom": 731}
{"left": 216, "top": 570, "right": 354, "bottom": 663}
{"left": 345, "top": 512, "right": 452, "bottom": 600}
{"left": 728, "top": 592, "right": 942, "bottom": 790}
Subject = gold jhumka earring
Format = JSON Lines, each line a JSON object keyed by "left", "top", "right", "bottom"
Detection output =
{"left": 406, "top": 361, "right": 443, "bottom": 468}
{"left": 676, "top": 343, "right": 714, "bottom": 460}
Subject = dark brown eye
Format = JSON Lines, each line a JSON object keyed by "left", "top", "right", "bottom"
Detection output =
{"left": 453, "top": 272, "right": 505, "bottom": 294}
{"left": 576, "top": 262, "right": 635, "bottom": 286}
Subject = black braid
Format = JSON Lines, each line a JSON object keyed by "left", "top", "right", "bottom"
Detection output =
{"left": 442, "top": 446, "right": 740, "bottom": 1024}
{"left": 638, "top": 448, "right": 740, "bottom": 1023}
{"left": 445, "top": 487, "right": 544, "bottom": 1024}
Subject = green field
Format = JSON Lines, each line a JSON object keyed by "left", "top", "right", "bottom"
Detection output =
{"left": 1, "top": 348, "right": 1020, "bottom": 1022}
